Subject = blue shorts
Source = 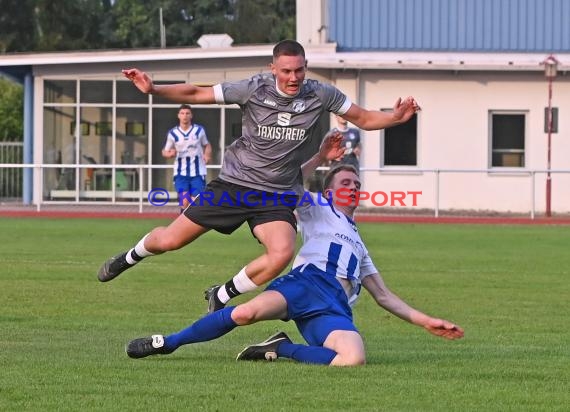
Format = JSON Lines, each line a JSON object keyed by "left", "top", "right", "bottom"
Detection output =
{"left": 265, "top": 264, "right": 358, "bottom": 347}
{"left": 174, "top": 175, "right": 206, "bottom": 197}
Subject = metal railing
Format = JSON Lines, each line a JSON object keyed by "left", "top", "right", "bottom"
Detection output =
{"left": 0, "top": 143, "right": 23, "bottom": 199}
{"left": 1, "top": 163, "right": 569, "bottom": 218}
{"left": 359, "top": 167, "right": 570, "bottom": 219}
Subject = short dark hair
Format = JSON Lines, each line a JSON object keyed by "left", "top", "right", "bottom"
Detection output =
{"left": 323, "top": 164, "right": 359, "bottom": 191}
{"left": 273, "top": 39, "right": 305, "bottom": 59}
{"left": 179, "top": 104, "right": 192, "bottom": 111}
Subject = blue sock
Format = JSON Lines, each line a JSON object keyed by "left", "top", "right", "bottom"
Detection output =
{"left": 164, "top": 306, "right": 237, "bottom": 352}
{"left": 277, "top": 342, "right": 337, "bottom": 365}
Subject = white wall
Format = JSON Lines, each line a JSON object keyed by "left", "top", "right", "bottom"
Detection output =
{"left": 350, "top": 70, "right": 570, "bottom": 214}
{"left": 296, "top": 0, "right": 327, "bottom": 46}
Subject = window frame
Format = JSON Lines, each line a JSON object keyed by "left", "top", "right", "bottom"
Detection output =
{"left": 41, "top": 76, "right": 242, "bottom": 202}
{"left": 488, "top": 110, "right": 527, "bottom": 169}
{"left": 379, "top": 109, "right": 419, "bottom": 168}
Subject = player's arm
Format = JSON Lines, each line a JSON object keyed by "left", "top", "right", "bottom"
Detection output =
{"left": 203, "top": 143, "right": 212, "bottom": 164}
{"left": 122, "top": 68, "right": 216, "bottom": 104}
{"left": 301, "top": 130, "right": 345, "bottom": 181}
{"left": 361, "top": 273, "right": 464, "bottom": 340}
{"left": 341, "top": 97, "right": 420, "bottom": 131}
{"left": 162, "top": 138, "right": 176, "bottom": 159}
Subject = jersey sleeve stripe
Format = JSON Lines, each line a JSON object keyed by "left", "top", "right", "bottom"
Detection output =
{"left": 213, "top": 84, "right": 225, "bottom": 104}
{"left": 336, "top": 98, "right": 353, "bottom": 116}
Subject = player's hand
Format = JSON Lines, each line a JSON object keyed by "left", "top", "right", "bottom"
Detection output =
{"left": 162, "top": 149, "right": 176, "bottom": 158}
{"left": 122, "top": 68, "right": 154, "bottom": 94}
{"left": 319, "top": 130, "right": 346, "bottom": 162}
{"left": 423, "top": 318, "right": 464, "bottom": 340}
{"left": 392, "top": 96, "right": 421, "bottom": 124}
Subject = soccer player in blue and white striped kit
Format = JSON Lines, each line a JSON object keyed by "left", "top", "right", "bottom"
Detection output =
{"left": 162, "top": 104, "right": 212, "bottom": 211}
{"left": 126, "top": 132, "right": 464, "bottom": 366}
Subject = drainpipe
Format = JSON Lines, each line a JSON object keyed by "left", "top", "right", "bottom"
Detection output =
{"left": 23, "top": 72, "right": 33, "bottom": 205}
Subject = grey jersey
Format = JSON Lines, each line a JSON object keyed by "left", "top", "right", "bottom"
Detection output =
{"left": 213, "top": 74, "right": 351, "bottom": 194}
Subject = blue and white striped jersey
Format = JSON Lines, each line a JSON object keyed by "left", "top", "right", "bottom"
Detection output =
{"left": 292, "top": 193, "right": 378, "bottom": 305}
{"left": 163, "top": 124, "right": 209, "bottom": 177}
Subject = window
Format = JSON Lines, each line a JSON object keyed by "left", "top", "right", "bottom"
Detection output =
{"left": 43, "top": 107, "right": 77, "bottom": 192}
{"left": 70, "top": 121, "right": 90, "bottom": 136}
{"left": 490, "top": 112, "right": 525, "bottom": 167}
{"left": 125, "top": 122, "right": 145, "bottom": 136}
{"left": 117, "top": 80, "right": 148, "bottom": 104}
{"left": 42, "top": 76, "right": 246, "bottom": 201}
{"left": 381, "top": 111, "right": 417, "bottom": 166}
{"left": 44, "top": 80, "right": 76, "bottom": 103}
{"left": 80, "top": 80, "right": 112, "bottom": 104}
{"left": 225, "top": 108, "right": 244, "bottom": 150}
{"left": 95, "top": 121, "right": 112, "bottom": 136}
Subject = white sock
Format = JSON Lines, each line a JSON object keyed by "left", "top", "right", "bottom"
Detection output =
{"left": 125, "top": 234, "right": 154, "bottom": 265}
{"left": 216, "top": 267, "right": 258, "bottom": 303}
{"left": 233, "top": 267, "right": 258, "bottom": 293}
{"left": 217, "top": 286, "right": 231, "bottom": 304}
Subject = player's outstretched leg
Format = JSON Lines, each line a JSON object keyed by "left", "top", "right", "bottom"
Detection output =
{"left": 98, "top": 252, "right": 133, "bottom": 282}
{"left": 126, "top": 335, "right": 173, "bottom": 359}
{"left": 97, "top": 234, "right": 154, "bottom": 282}
{"left": 126, "top": 307, "right": 239, "bottom": 359}
{"left": 236, "top": 332, "right": 292, "bottom": 361}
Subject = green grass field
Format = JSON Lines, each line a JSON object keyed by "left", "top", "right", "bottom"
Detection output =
{"left": 1, "top": 217, "right": 568, "bottom": 411}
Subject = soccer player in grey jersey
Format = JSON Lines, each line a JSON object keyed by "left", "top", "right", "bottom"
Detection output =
{"left": 213, "top": 71, "right": 348, "bottom": 194}
{"left": 98, "top": 40, "right": 420, "bottom": 315}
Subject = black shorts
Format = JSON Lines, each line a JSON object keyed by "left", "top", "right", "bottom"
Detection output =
{"left": 183, "top": 178, "right": 298, "bottom": 235}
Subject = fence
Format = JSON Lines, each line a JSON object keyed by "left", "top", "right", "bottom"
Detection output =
{"left": 0, "top": 162, "right": 569, "bottom": 218}
{"left": 0, "top": 142, "right": 23, "bottom": 199}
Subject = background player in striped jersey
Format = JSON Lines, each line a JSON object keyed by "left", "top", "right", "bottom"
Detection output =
{"left": 125, "top": 132, "right": 464, "bottom": 366}
{"left": 162, "top": 104, "right": 212, "bottom": 211}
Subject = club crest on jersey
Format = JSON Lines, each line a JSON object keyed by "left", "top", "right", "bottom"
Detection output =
{"left": 292, "top": 100, "right": 305, "bottom": 113}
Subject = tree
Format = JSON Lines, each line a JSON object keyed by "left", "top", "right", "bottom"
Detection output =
{"left": 0, "top": 77, "right": 23, "bottom": 141}
{"left": 32, "top": 0, "right": 109, "bottom": 51}
{"left": 164, "top": 0, "right": 234, "bottom": 47}
{"left": 0, "top": 0, "right": 36, "bottom": 53}
{"left": 228, "top": 0, "right": 295, "bottom": 44}
{"left": 107, "top": 0, "right": 161, "bottom": 48}
{"left": 0, "top": 0, "right": 295, "bottom": 52}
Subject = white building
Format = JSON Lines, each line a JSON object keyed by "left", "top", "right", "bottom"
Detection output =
{"left": 297, "top": 0, "right": 570, "bottom": 215}
{"left": 0, "top": 0, "right": 568, "bottom": 215}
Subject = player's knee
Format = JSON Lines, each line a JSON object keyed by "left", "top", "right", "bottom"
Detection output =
{"left": 328, "top": 335, "right": 366, "bottom": 366}
{"left": 267, "top": 246, "right": 295, "bottom": 269}
{"left": 334, "top": 352, "right": 366, "bottom": 366}
{"left": 155, "top": 237, "right": 183, "bottom": 251}
{"left": 230, "top": 304, "right": 259, "bottom": 325}
{"left": 345, "top": 353, "right": 366, "bottom": 366}
{"left": 151, "top": 228, "right": 185, "bottom": 251}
